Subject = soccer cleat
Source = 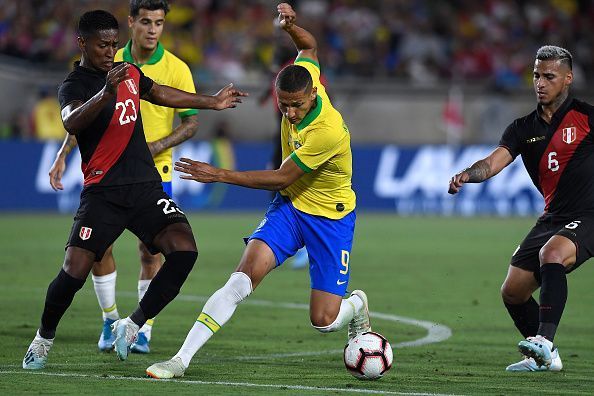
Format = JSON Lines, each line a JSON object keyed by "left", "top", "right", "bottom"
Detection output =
{"left": 22, "top": 334, "right": 53, "bottom": 370}
{"left": 517, "top": 335, "right": 553, "bottom": 368}
{"left": 506, "top": 347, "right": 563, "bottom": 372}
{"left": 130, "top": 332, "right": 150, "bottom": 354}
{"left": 146, "top": 357, "right": 186, "bottom": 379}
{"left": 348, "top": 289, "right": 371, "bottom": 340}
{"left": 98, "top": 318, "right": 117, "bottom": 351}
{"left": 112, "top": 318, "right": 139, "bottom": 361}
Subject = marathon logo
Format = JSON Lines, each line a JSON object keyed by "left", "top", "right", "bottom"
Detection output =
{"left": 79, "top": 226, "right": 92, "bottom": 241}
{"left": 562, "top": 127, "right": 576, "bottom": 144}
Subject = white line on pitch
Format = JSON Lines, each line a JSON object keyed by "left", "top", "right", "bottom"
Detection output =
{"left": 0, "top": 370, "right": 462, "bottom": 396}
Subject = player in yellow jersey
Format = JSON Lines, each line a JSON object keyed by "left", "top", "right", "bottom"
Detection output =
{"left": 48, "top": 0, "right": 199, "bottom": 354}
{"left": 145, "top": 3, "right": 371, "bottom": 378}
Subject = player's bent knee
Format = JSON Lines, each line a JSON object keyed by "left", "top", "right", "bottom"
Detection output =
{"left": 500, "top": 283, "right": 531, "bottom": 305}
{"left": 538, "top": 245, "right": 565, "bottom": 265}
{"left": 223, "top": 272, "right": 253, "bottom": 304}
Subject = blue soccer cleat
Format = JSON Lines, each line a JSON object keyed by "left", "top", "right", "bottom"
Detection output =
{"left": 131, "top": 331, "right": 150, "bottom": 354}
{"left": 98, "top": 318, "right": 117, "bottom": 351}
{"left": 112, "top": 318, "right": 139, "bottom": 361}
{"left": 506, "top": 347, "right": 563, "bottom": 372}
{"left": 517, "top": 335, "right": 553, "bottom": 368}
{"left": 23, "top": 334, "right": 53, "bottom": 370}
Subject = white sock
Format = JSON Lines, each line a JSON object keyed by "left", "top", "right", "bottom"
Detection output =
{"left": 92, "top": 271, "right": 119, "bottom": 321}
{"left": 174, "top": 272, "right": 252, "bottom": 367}
{"left": 137, "top": 279, "right": 154, "bottom": 339}
{"left": 313, "top": 294, "right": 364, "bottom": 333}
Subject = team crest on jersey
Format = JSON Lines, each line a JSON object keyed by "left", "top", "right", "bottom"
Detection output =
{"left": 124, "top": 79, "right": 138, "bottom": 95}
{"left": 79, "top": 227, "right": 92, "bottom": 240}
{"left": 562, "top": 127, "right": 576, "bottom": 144}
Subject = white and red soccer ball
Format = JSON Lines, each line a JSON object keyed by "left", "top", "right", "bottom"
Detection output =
{"left": 343, "top": 331, "right": 393, "bottom": 380}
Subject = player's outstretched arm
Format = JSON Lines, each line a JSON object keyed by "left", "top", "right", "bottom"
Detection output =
{"left": 49, "top": 133, "right": 78, "bottom": 191}
{"left": 174, "top": 155, "right": 304, "bottom": 191}
{"left": 448, "top": 146, "right": 513, "bottom": 194}
{"left": 278, "top": 3, "right": 318, "bottom": 63}
{"left": 146, "top": 83, "right": 248, "bottom": 111}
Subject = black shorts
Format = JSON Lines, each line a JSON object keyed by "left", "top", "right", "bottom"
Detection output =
{"left": 511, "top": 214, "right": 594, "bottom": 282}
{"left": 66, "top": 181, "right": 190, "bottom": 260}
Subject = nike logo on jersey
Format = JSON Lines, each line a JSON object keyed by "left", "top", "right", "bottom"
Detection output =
{"left": 336, "top": 280, "right": 347, "bottom": 285}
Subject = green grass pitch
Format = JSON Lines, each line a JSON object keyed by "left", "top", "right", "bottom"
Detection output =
{"left": 1, "top": 213, "right": 593, "bottom": 395}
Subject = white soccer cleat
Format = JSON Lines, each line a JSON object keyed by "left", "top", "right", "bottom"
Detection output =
{"left": 517, "top": 335, "right": 553, "bottom": 368}
{"left": 22, "top": 333, "right": 53, "bottom": 370}
{"left": 112, "top": 318, "right": 139, "bottom": 361}
{"left": 348, "top": 290, "right": 371, "bottom": 340}
{"left": 146, "top": 357, "right": 186, "bottom": 379}
{"left": 506, "top": 347, "right": 563, "bottom": 372}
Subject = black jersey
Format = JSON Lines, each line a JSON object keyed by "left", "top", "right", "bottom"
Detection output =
{"left": 58, "top": 61, "right": 161, "bottom": 187}
{"left": 499, "top": 96, "right": 594, "bottom": 219}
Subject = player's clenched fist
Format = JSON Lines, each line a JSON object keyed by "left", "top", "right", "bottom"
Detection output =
{"left": 448, "top": 171, "right": 469, "bottom": 195}
{"left": 277, "top": 3, "right": 296, "bottom": 29}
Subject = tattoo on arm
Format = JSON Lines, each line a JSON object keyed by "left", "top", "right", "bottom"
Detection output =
{"left": 463, "top": 160, "right": 491, "bottom": 182}
{"left": 151, "top": 116, "right": 198, "bottom": 155}
{"left": 59, "top": 134, "right": 78, "bottom": 158}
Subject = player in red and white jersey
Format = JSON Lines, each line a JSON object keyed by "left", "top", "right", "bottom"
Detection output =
{"left": 449, "top": 45, "right": 594, "bottom": 372}
{"left": 22, "top": 9, "right": 246, "bottom": 370}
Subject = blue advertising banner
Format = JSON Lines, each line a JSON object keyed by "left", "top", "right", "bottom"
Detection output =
{"left": 0, "top": 141, "right": 544, "bottom": 215}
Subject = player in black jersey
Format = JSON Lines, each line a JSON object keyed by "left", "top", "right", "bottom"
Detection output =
{"left": 22, "top": 10, "right": 247, "bottom": 370}
{"left": 449, "top": 45, "right": 594, "bottom": 372}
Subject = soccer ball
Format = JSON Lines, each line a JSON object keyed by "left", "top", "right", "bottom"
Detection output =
{"left": 343, "top": 331, "right": 393, "bottom": 380}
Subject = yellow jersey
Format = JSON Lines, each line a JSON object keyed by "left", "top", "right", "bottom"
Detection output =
{"left": 115, "top": 41, "right": 197, "bottom": 182}
{"left": 280, "top": 57, "right": 356, "bottom": 219}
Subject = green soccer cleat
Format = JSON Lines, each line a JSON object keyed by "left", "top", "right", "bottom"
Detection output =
{"left": 348, "top": 289, "right": 371, "bottom": 340}
{"left": 146, "top": 357, "right": 186, "bottom": 379}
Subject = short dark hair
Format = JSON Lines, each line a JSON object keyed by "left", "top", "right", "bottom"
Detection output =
{"left": 536, "top": 45, "right": 573, "bottom": 70}
{"left": 78, "top": 10, "right": 119, "bottom": 39}
{"left": 275, "top": 65, "right": 312, "bottom": 93}
{"left": 130, "top": 0, "right": 170, "bottom": 18}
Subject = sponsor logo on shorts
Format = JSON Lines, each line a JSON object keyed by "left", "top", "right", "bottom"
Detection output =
{"left": 336, "top": 279, "right": 347, "bottom": 286}
{"left": 79, "top": 226, "right": 92, "bottom": 240}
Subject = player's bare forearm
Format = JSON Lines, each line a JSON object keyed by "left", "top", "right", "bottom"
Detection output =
{"left": 61, "top": 90, "right": 113, "bottom": 134}
{"left": 217, "top": 169, "right": 290, "bottom": 191}
{"left": 148, "top": 85, "right": 217, "bottom": 110}
{"left": 147, "top": 84, "right": 246, "bottom": 111}
{"left": 149, "top": 115, "right": 198, "bottom": 156}
{"left": 284, "top": 24, "right": 317, "bottom": 53}
{"left": 57, "top": 133, "right": 78, "bottom": 158}
{"left": 278, "top": 3, "right": 317, "bottom": 55}
{"left": 463, "top": 160, "right": 492, "bottom": 182}
{"left": 175, "top": 157, "right": 304, "bottom": 191}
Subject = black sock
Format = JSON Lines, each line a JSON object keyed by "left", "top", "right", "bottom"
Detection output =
{"left": 130, "top": 251, "right": 197, "bottom": 327}
{"left": 538, "top": 263, "right": 567, "bottom": 342}
{"left": 504, "top": 296, "right": 539, "bottom": 338}
{"left": 39, "top": 269, "right": 86, "bottom": 339}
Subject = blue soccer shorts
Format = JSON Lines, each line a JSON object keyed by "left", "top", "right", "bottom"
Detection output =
{"left": 248, "top": 193, "right": 356, "bottom": 296}
{"left": 162, "top": 181, "right": 173, "bottom": 198}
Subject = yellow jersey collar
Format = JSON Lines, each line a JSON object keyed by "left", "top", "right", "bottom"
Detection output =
{"left": 122, "top": 40, "right": 164, "bottom": 66}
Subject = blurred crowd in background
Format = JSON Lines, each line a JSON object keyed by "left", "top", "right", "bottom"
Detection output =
{"left": 0, "top": 0, "right": 593, "bottom": 141}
